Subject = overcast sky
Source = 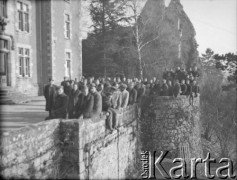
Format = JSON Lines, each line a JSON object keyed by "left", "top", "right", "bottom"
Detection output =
{"left": 180, "top": 0, "right": 236, "bottom": 55}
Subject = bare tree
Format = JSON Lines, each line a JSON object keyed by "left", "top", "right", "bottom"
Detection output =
{"left": 125, "top": 0, "right": 165, "bottom": 79}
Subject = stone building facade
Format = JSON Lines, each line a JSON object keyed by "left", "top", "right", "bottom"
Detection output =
{"left": 0, "top": 0, "right": 82, "bottom": 96}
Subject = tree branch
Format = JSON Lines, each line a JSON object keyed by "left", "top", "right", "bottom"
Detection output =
{"left": 139, "top": 35, "right": 160, "bottom": 50}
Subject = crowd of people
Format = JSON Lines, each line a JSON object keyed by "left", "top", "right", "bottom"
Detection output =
{"left": 44, "top": 66, "right": 200, "bottom": 132}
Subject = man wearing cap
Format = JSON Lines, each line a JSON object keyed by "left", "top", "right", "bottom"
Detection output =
{"left": 47, "top": 86, "right": 69, "bottom": 119}
{"left": 90, "top": 83, "right": 102, "bottom": 118}
{"left": 44, "top": 78, "right": 57, "bottom": 117}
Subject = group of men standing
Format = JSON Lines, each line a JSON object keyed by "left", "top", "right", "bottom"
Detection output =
{"left": 43, "top": 66, "right": 200, "bottom": 131}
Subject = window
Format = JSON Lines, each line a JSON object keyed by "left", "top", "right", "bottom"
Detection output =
{"left": 65, "top": 51, "right": 71, "bottom": 77}
{"left": 17, "top": 1, "right": 29, "bottom": 32}
{"left": 0, "top": 0, "right": 7, "bottom": 18}
{"left": 0, "top": 39, "right": 9, "bottom": 75}
{"left": 65, "top": 13, "right": 71, "bottom": 39}
{"left": 18, "top": 47, "right": 30, "bottom": 77}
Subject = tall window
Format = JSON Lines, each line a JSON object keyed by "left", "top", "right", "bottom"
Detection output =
{"left": 0, "top": 39, "right": 9, "bottom": 75}
{"left": 18, "top": 47, "right": 30, "bottom": 77}
{"left": 17, "top": 1, "right": 29, "bottom": 32}
{"left": 65, "top": 52, "right": 71, "bottom": 77}
{"left": 65, "top": 13, "right": 71, "bottom": 39}
{"left": 0, "top": 0, "right": 7, "bottom": 18}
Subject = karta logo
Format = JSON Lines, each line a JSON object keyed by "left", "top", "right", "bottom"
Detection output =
{"left": 141, "top": 151, "right": 236, "bottom": 179}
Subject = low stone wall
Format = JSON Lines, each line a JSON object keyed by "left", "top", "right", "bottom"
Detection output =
{"left": 0, "top": 119, "right": 61, "bottom": 179}
{"left": 0, "top": 105, "right": 140, "bottom": 179}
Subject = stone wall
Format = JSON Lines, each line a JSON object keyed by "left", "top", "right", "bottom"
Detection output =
{"left": 0, "top": 119, "right": 61, "bottom": 179}
{"left": 0, "top": 105, "right": 140, "bottom": 179}
{"left": 141, "top": 96, "right": 203, "bottom": 160}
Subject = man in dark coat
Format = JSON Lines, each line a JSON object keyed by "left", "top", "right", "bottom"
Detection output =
{"left": 68, "top": 83, "right": 81, "bottom": 119}
{"left": 127, "top": 82, "right": 137, "bottom": 105}
{"left": 192, "top": 66, "right": 200, "bottom": 79}
{"left": 74, "top": 85, "right": 94, "bottom": 119}
{"left": 47, "top": 86, "right": 69, "bottom": 119}
{"left": 192, "top": 80, "right": 200, "bottom": 97}
{"left": 167, "top": 80, "right": 174, "bottom": 96}
{"left": 44, "top": 78, "right": 57, "bottom": 117}
{"left": 64, "top": 81, "right": 72, "bottom": 97}
{"left": 160, "top": 79, "right": 168, "bottom": 96}
{"left": 152, "top": 80, "right": 161, "bottom": 95}
{"left": 173, "top": 79, "right": 181, "bottom": 97}
{"left": 101, "top": 82, "right": 113, "bottom": 111}
{"left": 90, "top": 83, "right": 102, "bottom": 118}
{"left": 162, "top": 68, "right": 168, "bottom": 80}
{"left": 185, "top": 79, "right": 193, "bottom": 105}
{"left": 175, "top": 67, "right": 182, "bottom": 81}
{"left": 136, "top": 83, "right": 146, "bottom": 103}
{"left": 61, "top": 76, "right": 68, "bottom": 88}
{"left": 180, "top": 79, "right": 187, "bottom": 95}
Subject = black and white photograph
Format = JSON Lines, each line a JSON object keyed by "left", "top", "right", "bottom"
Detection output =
{"left": 0, "top": 0, "right": 236, "bottom": 179}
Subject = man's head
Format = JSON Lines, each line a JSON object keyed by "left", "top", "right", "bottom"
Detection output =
{"left": 82, "top": 85, "right": 89, "bottom": 96}
{"left": 128, "top": 82, "right": 134, "bottom": 89}
{"left": 83, "top": 78, "right": 88, "bottom": 85}
{"left": 155, "top": 79, "right": 160, "bottom": 84}
{"left": 95, "top": 79, "right": 100, "bottom": 85}
{"left": 120, "top": 83, "right": 127, "bottom": 92}
{"left": 186, "top": 79, "right": 190, "bottom": 84}
{"left": 167, "top": 80, "right": 172, "bottom": 85}
{"left": 88, "top": 77, "right": 93, "bottom": 83}
{"left": 57, "top": 86, "right": 64, "bottom": 95}
{"left": 73, "top": 83, "right": 78, "bottom": 91}
{"left": 66, "top": 81, "right": 70, "bottom": 86}
{"left": 89, "top": 83, "right": 97, "bottom": 93}
{"left": 193, "top": 80, "right": 197, "bottom": 85}
{"left": 181, "top": 79, "right": 185, "bottom": 84}
{"left": 97, "top": 83, "right": 104, "bottom": 92}
{"left": 194, "top": 66, "right": 198, "bottom": 71}
{"left": 112, "top": 82, "right": 119, "bottom": 89}
{"left": 49, "top": 78, "right": 54, "bottom": 85}
{"left": 117, "top": 77, "right": 121, "bottom": 83}
{"left": 177, "top": 66, "right": 180, "bottom": 71}
{"left": 104, "top": 82, "right": 111, "bottom": 91}
{"left": 123, "top": 77, "right": 126, "bottom": 82}
{"left": 162, "top": 79, "right": 166, "bottom": 84}
{"left": 144, "top": 78, "right": 147, "bottom": 82}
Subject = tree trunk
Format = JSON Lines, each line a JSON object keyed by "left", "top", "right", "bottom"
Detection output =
{"left": 134, "top": 11, "right": 143, "bottom": 79}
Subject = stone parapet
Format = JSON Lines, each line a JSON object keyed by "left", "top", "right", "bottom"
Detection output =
{"left": 0, "top": 104, "right": 140, "bottom": 179}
